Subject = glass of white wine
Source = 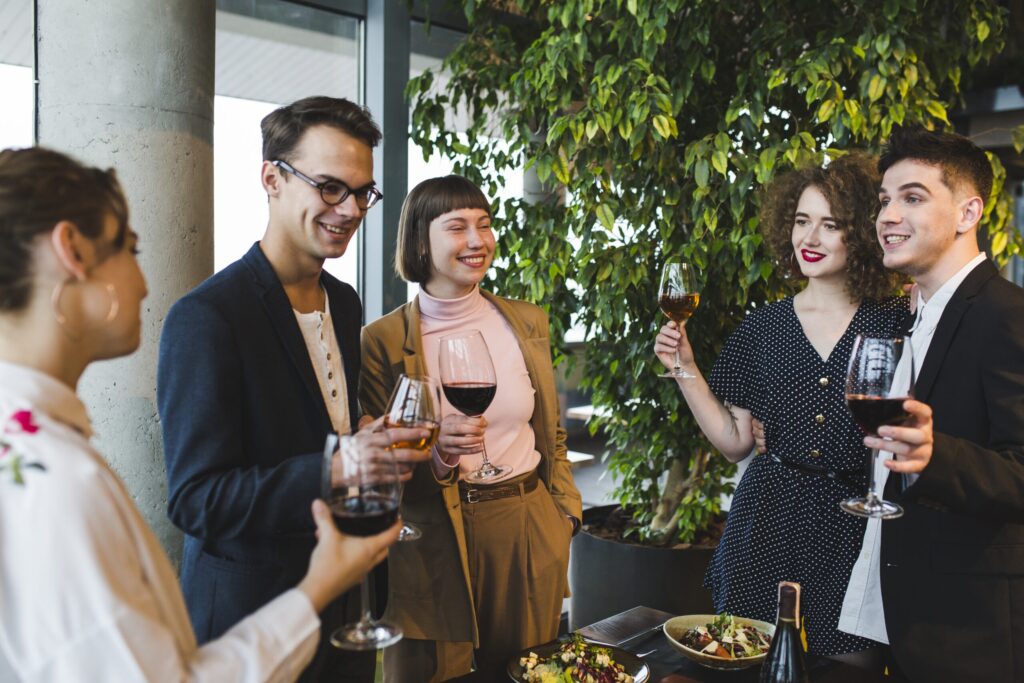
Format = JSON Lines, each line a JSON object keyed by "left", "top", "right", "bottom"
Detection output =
{"left": 657, "top": 261, "right": 701, "bottom": 379}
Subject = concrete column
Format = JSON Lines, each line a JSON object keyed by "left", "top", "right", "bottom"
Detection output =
{"left": 36, "top": 0, "right": 215, "bottom": 564}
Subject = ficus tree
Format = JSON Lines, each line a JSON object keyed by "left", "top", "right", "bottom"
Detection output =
{"left": 408, "top": 0, "right": 1023, "bottom": 544}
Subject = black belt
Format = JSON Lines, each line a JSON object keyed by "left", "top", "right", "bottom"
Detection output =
{"left": 458, "top": 469, "right": 540, "bottom": 504}
{"left": 767, "top": 453, "right": 864, "bottom": 490}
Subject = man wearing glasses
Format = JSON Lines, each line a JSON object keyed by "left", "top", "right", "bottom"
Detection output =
{"left": 157, "top": 96, "right": 411, "bottom": 682}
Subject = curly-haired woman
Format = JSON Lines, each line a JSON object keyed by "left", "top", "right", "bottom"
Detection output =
{"left": 654, "top": 154, "right": 907, "bottom": 665}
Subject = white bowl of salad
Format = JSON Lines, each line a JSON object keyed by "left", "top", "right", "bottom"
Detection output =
{"left": 664, "top": 613, "right": 775, "bottom": 670}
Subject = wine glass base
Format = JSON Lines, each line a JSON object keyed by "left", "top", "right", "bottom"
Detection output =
{"left": 840, "top": 497, "right": 904, "bottom": 519}
{"left": 397, "top": 522, "right": 422, "bottom": 542}
{"left": 465, "top": 463, "right": 512, "bottom": 484}
{"left": 659, "top": 370, "right": 697, "bottom": 379}
{"left": 330, "top": 620, "right": 403, "bottom": 651}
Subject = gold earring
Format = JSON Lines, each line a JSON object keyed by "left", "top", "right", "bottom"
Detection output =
{"left": 51, "top": 280, "right": 119, "bottom": 338}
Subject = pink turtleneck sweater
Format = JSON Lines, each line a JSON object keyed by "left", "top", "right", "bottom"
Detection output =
{"left": 418, "top": 287, "right": 541, "bottom": 483}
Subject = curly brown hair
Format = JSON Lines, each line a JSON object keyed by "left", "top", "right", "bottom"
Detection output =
{"left": 759, "top": 153, "right": 897, "bottom": 301}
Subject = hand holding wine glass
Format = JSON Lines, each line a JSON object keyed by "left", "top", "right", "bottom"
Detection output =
{"left": 297, "top": 499, "right": 399, "bottom": 614}
{"left": 841, "top": 335, "right": 913, "bottom": 520}
{"left": 438, "top": 329, "right": 509, "bottom": 483}
{"left": 323, "top": 432, "right": 404, "bottom": 650}
{"left": 383, "top": 375, "right": 441, "bottom": 541}
{"left": 657, "top": 261, "right": 700, "bottom": 379}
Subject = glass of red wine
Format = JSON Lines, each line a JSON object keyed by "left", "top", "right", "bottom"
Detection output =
{"left": 841, "top": 335, "right": 914, "bottom": 519}
{"left": 322, "top": 432, "right": 403, "bottom": 650}
{"left": 438, "top": 329, "right": 510, "bottom": 484}
{"left": 383, "top": 374, "right": 441, "bottom": 542}
{"left": 658, "top": 261, "right": 701, "bottom": 379}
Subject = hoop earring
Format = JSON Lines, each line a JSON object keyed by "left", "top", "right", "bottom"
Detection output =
{"left": 51, "top": 280, "right": 119, "bottom": 339}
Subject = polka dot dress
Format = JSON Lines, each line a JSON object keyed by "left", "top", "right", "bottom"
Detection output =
{"left": 706, "top": 295, "right": 908, "bottom": 656}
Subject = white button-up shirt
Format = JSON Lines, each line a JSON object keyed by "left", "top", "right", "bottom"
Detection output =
{"left": 0, "top": 361, "right": 320, "bottom": 682}
{"left": 838, "top": 254, "right": 987, "bottom": 643}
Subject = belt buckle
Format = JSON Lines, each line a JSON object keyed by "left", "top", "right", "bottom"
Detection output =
{"left": 465, "top": 488, "right": 481, "bottom": 504}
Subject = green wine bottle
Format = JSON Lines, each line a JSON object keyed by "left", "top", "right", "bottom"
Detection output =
{"left": 759, "top": 581, "right": 809, "bottom": 683}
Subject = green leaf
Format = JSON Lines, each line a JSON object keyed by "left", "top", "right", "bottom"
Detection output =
{"left": 977, "top": 21, "right": 990, "bottom": 43}
{"left": 817, "top": 99, "right": 836, "bottom": 123}
{"left": 868, "top": 74, "right": 886, "bottom": 102}
{"left": 711, "top": 150, "right": 728, "bottom": 175}
{"left": 596, "top": 203, "right": 616, "bottom": 230}
{"left": 653, "top": 114, "right": 673, "bottom": 139}
{"left": 694, "top": 158, "right": 710, "bottom": 188}
{"left": 767, "top": 69, "right": 786, "bottom": 90}
{"left": 925, "top": 100, "right": 949, "bottom": 123}
{"left": 1012, "top": 125, "right": 1024, "bottom": 154}
{"left": 991, "top": 229, "right": 1008, "bottom": 257}
{"left": 875, "top": 33, "right": 891, "bottom": 56}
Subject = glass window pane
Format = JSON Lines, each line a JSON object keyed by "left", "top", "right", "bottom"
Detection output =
{"left": 0, "top": 0, "right": 35, "bottom": 149}
{"left": 407, "top": 20, "right": 523, "bottom": 301}
{"left": 214, "top": 0, "right": 360, "bottom": 288}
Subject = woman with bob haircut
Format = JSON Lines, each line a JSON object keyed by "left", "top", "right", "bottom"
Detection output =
{"left": 654, "top": 154, "right": 907, "bottom": 665}
{"left": 360, "top": 175, "right": 581, "bottom": 682}
{"left": 0, "top": 147, "right": 399, "bottom": 682}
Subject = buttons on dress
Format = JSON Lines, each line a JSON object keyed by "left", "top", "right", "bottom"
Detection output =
{"left": 331, "top": 389, "right": 337, "bottom": 398}
{"left": 819, "top": 377, "right": 830, "bottom": 387}
{"left": 810, "top": 449, "right": 822, "bottom": 458}
{"left": 815, "top": 414, "right": 825, "bottom": 424}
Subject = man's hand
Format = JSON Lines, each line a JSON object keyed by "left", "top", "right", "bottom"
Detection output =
{"left": 353, "top": 416, "right": 433, "bottom": 482}
{"left": 868, "top": 399, "right": 934, "bottom": 474}
{"left": 752, "top": 418, "right": 766, "bottom": 454}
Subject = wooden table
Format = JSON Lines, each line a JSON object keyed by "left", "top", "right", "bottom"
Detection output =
{"left": 450, "top": 605, "right": 886, "bottom": 682}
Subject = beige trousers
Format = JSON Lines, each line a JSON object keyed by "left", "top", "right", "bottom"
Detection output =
{"left": 383, "top": 474, "right": 572, "bottom": 682}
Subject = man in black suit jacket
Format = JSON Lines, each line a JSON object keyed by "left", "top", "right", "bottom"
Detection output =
{"left": 857, "top": 128, "right": 1024, "bottom": 681}
{"left": 157, "top": 97, "right": 429, "bottom": 682}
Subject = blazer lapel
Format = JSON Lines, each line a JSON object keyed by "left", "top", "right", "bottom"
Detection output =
{"left": 914, "top": 260, "right": 996, "bottom": 402}
{"left": 243, "top": 244, "right": 330, "bottom": 426}
{"left": 401, "top": 298, "right": 427, "bottom": 377}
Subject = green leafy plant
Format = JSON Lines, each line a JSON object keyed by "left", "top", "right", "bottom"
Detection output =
{"left": 408, "top": 0, "right": 1019, "bottom": 545}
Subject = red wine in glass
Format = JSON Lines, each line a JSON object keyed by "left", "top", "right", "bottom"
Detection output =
{"left": 442, "top": 382, "right": 497, "bottom": 416}
{"left": 322, "top": 432, "right": 403, "bottom": 650}
{"left": 846, "top": 395, "right": 912, "bottom": 436}
{"left": 840, "top": 335, "right": 913, "bottom": 520}
{"left": 438, "top": 330, "right": 511, "bottom": 483}
{"left": 330, "top": 493, "right": 400, "bottom": 537}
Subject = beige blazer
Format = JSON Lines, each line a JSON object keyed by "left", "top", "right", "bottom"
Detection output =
{"left": 360, "top": 290, "right": 582, "bottom": 646}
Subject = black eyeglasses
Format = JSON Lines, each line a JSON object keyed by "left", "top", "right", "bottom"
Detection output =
{"left": 272, "top": 160, "right": 383, "bottom": 210}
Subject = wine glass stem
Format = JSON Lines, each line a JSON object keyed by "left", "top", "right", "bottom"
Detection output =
{"left": 865, "top": 447, "right": 880, "bottom": 505}
{"left": 478, "top": 440, "right": 494, "bottom": 470}
{"left": 674, "top": 349, "right": 682, "bottom": 373}
{"left": 358, "top": 575, "right": 373, "bottom": 625}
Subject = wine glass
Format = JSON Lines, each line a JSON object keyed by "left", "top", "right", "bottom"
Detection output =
{"left": 438, "top": 329, "right": 510, "bottom": 483}
{"left": 322, "top": 432, "right": 403, "bottom": 650}
{"left": 841, "top": 335, "right": 914, "bottom": 519}
{"left": 658, "top": 261, "right": 701, "bottom": 379}
{"left": 383, "top": 374, "right": 441, "bottom": 542}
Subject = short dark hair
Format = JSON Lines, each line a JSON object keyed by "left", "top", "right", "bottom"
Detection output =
{"left": 879, "top": 126, "right": 993, "bottom": 203}
{"left": 395, "top": 175, "right": 491, "bottom": 284}
{"left": 261, "top": 96, "right": 382, "bottom": 162}
{"left": 0, "top": 147, "right": 128, "bottom": 312}
{"left": 760, "top": 153, "right": 897, "bottom": 301}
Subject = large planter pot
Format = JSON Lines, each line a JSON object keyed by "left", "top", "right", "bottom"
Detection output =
{"left": 569, "top": 504, "right": 715, "bottom": 630}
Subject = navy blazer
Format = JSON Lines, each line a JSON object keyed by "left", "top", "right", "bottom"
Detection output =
{"left": 881, "top": 260, "right": 1024, "bottom": 682}
{"left": 157, "top": 243, "right": 366, "bottom": 667}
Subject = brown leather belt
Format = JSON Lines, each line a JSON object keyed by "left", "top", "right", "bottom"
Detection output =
{"left": 458, "top": 469, "right": 539, "bottom": 504}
